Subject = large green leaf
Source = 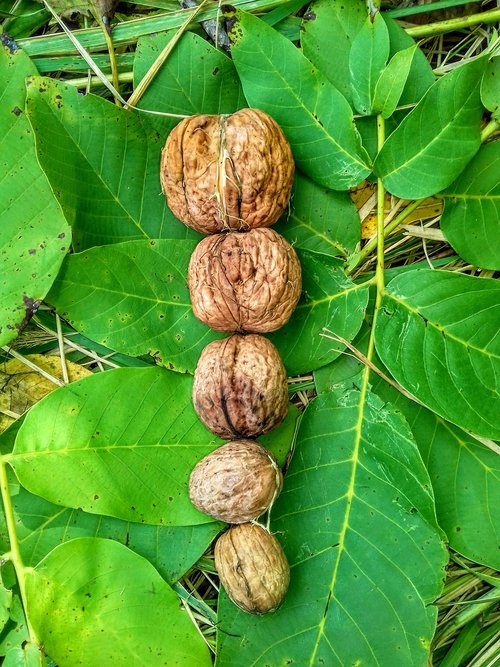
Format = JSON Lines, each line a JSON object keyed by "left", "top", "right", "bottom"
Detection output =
{"left": 133, "top": 30, "right": 245, "bottom": 136}
{"left": 9, "top": 367, "right": 218, "bottom": 525}
{"left": 217, "top": 389, "right": 447, "bottom": 666}
{"left": 440, "top": 141, "right": 500, "bottom": 270}
{"left": 269, "top": 251, "right": 370, "bottom": 375}
{"left": 0, "top": 45, "right": 71, "bottom": 347}
{"left": 25, "top": 538, "right": 212, "bottom": 667}
{"left": 300, "top": 0, "right": 366, "bottom": 107}
{"left": 374, "top": 57, "right": 486, "bottom": 198}
{"left": 275, "top": 172, "right": 361, "bottom": 258}
{"left": 47, "top": 239, "right": 219, "bottom": 373}
{"left": 0, "top": 466, "right": 221, "bottom": 583}
{"left": 25, "top": 77, "right": 196, "bottom": 251}
{"left": 8, "top": 366, "right": 296, "bottom": 526}
{"left": 375, "top": 270, "right": 500, "bottom": 440}
{"left": 349, "top": 12, "right": 389, "bottom": 116}
{"left": 225, "top": 7, "right": 371, "bottom": 190}
{"left": 371, "top": 380, "right": 500, "bottom": 570}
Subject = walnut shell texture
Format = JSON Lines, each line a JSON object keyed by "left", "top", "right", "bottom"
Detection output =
{"left": 160, "top": 108, "right": 295, "bottom": 234}
{"left": 193, "top": 334, "right": 288, "bottom": 439}
{"left": 188, "top": 228, "right": 302, "bottom": 333}
{"left": 215, "top": 523, "right": 290, "bottom": 614}
{"left": 189, "top": 440, "right": 282, "bottom": 523}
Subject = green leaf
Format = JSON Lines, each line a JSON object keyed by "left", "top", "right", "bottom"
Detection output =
{"left": 133, "top": 30, "right": 245, "bottom": 136}
{"left": 481, "top": 56, "right": 499, "bottom": 120}
{"left": 372, "top": 45, "right": 417, "bottom": 118}
{"left": 0, "top": 593, "right": 29, "bottom": 658}
{"left": 9, "top": 367, "right": 219, "bottom": 525}
{"left": 217, "top": 389, "right": 447, "bottom": 666}
{"left": 269, "top": 251, "right": 370, "bottom": 375}
{"left": 383, "top": 15, "right": 435, "bottom": 106}
{"left": 374, "top": 57, "right": 486, "bottom": 198}
{"left": 441, "top": 141, "right": 500, "bottom": 270}
{"left": 25, "top": 77, "right": 196, "bottom": 251}
{"left": 275, "top": 172, "right": 361, "bottom": 258}
{"left": 225, "top": 7, "right": 371, "bottom": 190}
{"left": 47, "top": 239, "right": 219, "bottom": 373}
{"left": 9, "top": 366, "right": 296, "bottom": 526}
{"left": 349, "top": 12, "right": 390, "bottom": 116}
{"left": 300, "top": 0, "right": 366, "bottom": 107}
{"left": 375, "top": 269, "right": 500, "bottom": 440}
{"left": 0, "top": 466, "right": 221, "bottom": 583}
{"left": 25, "top": 537, "right": 212, "bottom": 667}
{"left": 4, "top": 643, "right": 45, "bottom": 667}
{"left": 371, "top": 379, "right": 500, "bottom": 570}
{"left": 0, "top": 45, "right": 71, "bottom": 348}
{"left": 0, "top": 569, "right": 12, "bottom": 634}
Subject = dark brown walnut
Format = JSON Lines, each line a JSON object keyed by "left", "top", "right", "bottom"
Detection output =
{"left": 189, "top": 440, "right": 282, "bottom": 523}
{"left": 188, "top": 228, "right": 302, "bottom": 333}
{"left": 160, "top": 108, "right": 294, "bottom": 234}
{"left": 193, "top": 334, "right": 288, "bottom": 439}
{"left": 215, "top": 523, "right": 290, "bottom": 614}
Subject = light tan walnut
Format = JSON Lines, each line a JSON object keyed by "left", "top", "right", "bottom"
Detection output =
{"left": 188, "top": 228, "right": 302, "bottom": 333}
{"left": 215, "top": 523, "right": 290, "bottom": 614}
{"left": 189, "top": 440, "right": 282, "bottom": 523}
{"left": 160, "top": 108, "right": 294, "bottom": 233}
{"left": 193, "top": 334, "right": 288, "bottom": 439}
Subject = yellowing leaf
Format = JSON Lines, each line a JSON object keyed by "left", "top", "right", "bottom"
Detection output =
{"left": 0, "top": 354, "right": 91, "bottom": 432}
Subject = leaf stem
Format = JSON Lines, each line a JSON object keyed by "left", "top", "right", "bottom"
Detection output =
{"left": 480, "top": 118, "right": 500, "bottom": 142}
{"left": 363, "top": 115, "right": 386, "bottom": 369}
{"left": 0, "top": 459, "right": 39, "bottom": 645}
{"left": 405, "top": 8, "right": 500, "bottom": 38}
{"left": 346, "top": 198, "right": 425, "bottom": 275}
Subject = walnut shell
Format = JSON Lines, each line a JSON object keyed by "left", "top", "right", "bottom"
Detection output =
{"left": 193, "top": 334, "right": 288, "bottom": 439}
{"left": 215, "top": 523, "right": 290, "bottom": 614}
{"left": 160, "top": 108, "right": 295, "bottom": 233}
{"left": 189, "top": 440, "right": 282, "bottom": 523}
{"left": 188, "top": 228, "right": 302, "bottom": 333}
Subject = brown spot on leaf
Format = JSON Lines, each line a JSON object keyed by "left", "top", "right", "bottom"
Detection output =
{"left": 12, "top": 106, "right": 22, "bottom": 116}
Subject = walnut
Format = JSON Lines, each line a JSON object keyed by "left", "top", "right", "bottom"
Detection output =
{"left": 189, "top": 440, "right": 282, "bottom": 523}
{"left": 160, "top": 108, "right": 295, "bottom": 234}
{"left": 193, "top": 334, "right": 288, "bottom": 439}
{"left": 215, "top": 523, "right": 290, "bottom": 614}
{"left": 188, "top": 228, "right": 302, "bottom": 333}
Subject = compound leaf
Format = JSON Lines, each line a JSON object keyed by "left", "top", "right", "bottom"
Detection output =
{"left": 217, "top": 389, "right": 447, "bottom": 666}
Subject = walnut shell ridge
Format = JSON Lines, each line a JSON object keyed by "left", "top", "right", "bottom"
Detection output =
{"left": 188, "top": 228, "right": 302, "bottom": 333}
{"left": 215, "top": 523, "right": 290, "bottom": 614}
{"left": 160, "top": 108, "right": 295, "bottom": 234}
{"left": 193, "top": 334, "right": 288, "bottom": 439}
{"left": 189, "top": 440, "right": 282, "bottom": 524}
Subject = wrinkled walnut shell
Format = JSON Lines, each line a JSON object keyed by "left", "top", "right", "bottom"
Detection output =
{"left": 161, "top": 108, "right": 295, "bottom": 234}
{"left": 189, "top": 440, "right": 282, "bottom": 523}
{"left": 193, "top": 334, "right": 288, "bottom": 439}
{"left": 215, "top": 523, "right": 290, "bottom": 614}
{"left": 188, "top": 228, "right": 302, "bottom": 333}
